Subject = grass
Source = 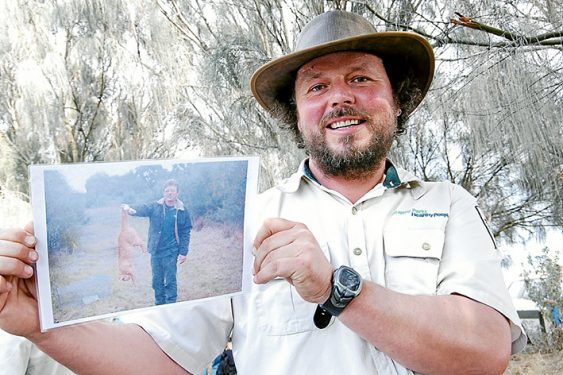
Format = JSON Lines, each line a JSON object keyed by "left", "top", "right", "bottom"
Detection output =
{"left": 504, "top": 320, "right": 563, "bottom": 374}
{"left": 505, "top": 350, "right": 562, "bottom": 374}
{"left": 47, "top": 204, "right": 243, "bottom": 324}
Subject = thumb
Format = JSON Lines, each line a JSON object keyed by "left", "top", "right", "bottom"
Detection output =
{"left": 24, "top": 221, "right": 34, "bottom": 235}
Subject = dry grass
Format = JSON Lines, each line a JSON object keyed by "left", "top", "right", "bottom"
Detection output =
{"left": 505, "top": 320, "right": 563, "bottom": 374}
{"left": 48, "top": 204, "right": 243, "bottom": 324}
{"left": 506, "top": 350, "right": 563, "bottom": 374}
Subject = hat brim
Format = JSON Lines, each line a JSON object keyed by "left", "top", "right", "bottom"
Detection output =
{"left": 250, "top": 32, "right": 434, "bottom": 116}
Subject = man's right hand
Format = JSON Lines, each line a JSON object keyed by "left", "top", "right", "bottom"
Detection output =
{"left": 0, "top": 222, "right": 41, "bottom": 339}
{"left": 120, "top": 204, "right": 136, "bottom": 214}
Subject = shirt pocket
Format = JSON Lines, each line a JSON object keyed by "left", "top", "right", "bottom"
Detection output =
{"left": 255, "top": 242, "right": 332, "bottom": 335}
{"left": 383, "top": 229, "right": 444, "bottom": 295}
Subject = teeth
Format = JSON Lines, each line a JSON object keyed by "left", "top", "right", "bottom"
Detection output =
{"left": 329, "top": 119, "right": 360, "bottom": 129}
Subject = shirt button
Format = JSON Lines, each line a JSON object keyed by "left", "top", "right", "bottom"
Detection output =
{"left": 353, "top": 248, "right": 362, "bottom": 256}
{"left": 352, "top": 207, "right": 358, "bottom": 215}
{"left": 422, "top": 242, "right": 431, "bottom": 251}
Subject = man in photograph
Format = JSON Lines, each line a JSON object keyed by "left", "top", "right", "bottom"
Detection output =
{"left": 122, "top": 179, "right": 192, "bottom": 305}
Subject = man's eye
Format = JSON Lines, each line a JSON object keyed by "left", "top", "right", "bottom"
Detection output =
{"left": 310, "top": 84, "right": 325, "bottom": 92}
{"left": 352, "top": 76, "right": 369, "bottom": 83}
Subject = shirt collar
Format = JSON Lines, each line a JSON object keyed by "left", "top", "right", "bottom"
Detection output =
{"left": 382, "top": 159, "right": 401, "bottom": 189}
{"left": 157, "top": 198, "right": 185, "bottom": 210}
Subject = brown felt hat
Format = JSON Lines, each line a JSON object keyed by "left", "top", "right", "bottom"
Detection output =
{"left": 250, "top": 11, "right": 435, "bottom": 117}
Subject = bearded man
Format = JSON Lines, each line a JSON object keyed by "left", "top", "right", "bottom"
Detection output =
{"left": 0, "top": 10, "right": 525, "bottom": 375}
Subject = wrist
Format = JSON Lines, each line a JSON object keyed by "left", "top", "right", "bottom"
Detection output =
{"left": 314, "top": 265, "right": 363, "bottom": 328}
{"left": 317, "top": 270, "right": 334, "bottom": 305}
{"left": 28, "top": 328, "right": 55, "bottom": 349}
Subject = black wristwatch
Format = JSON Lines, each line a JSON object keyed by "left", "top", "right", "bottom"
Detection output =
{"left": 314, "top": 265, "right": 363, "bottom": 329}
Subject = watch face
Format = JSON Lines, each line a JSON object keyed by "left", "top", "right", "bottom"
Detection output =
{"left": 322, "top": 266, "right": 363, "bottom": 314}
{"left": 340, "top": 268, "right": 360, "bottom": 289}
{"left": 334, "top": 266, "right": 362, "bottom": 301}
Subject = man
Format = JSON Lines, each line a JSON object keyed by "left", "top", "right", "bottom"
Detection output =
{"left": 122, "top": 179, "right": 192, "bottom": 305}
{"left": 0, "top": 10, "right": 525, "bottom": 375}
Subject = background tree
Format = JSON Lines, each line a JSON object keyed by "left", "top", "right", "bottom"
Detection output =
{"left": 0, "top": 0, "right": 193, "bottom": 195}
{"left": 1, "top": 0, "right": 561, "bottom": 246}
{"left": 156, "top": 0, "right": 561, "bottom": 244}
{"left": 523, "top": 247, "right": 563, "bottom": 350}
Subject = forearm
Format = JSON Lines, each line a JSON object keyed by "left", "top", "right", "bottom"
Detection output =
{"left": 30, "top": 321, "right": 190, "bottom": 375}
{"left": 339, "top": 281, "right": 511, "bottom": 375}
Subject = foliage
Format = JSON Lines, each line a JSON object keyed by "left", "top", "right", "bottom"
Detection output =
{"left": 81, "top": 160, "right": 248, "bottom": 227}
{"left": 523, "top": 247, "right": 563, "bottom": 351}
{"left": 524, "top": 247, "right": 562, "bottom": 310}
{"left": 44, "top": 171, "right": 86, "bottom": 254}
{"left": 0, "top": 0, "right": 188, "bottom": 195}
{"left": 155, "top": 0, "right": 562, "bottom": 243}
{"left": 0, "top": 0, "right": 561, "bottom": 245}
{"left": 42, "top": 158, "right": 248, "bottom": 253}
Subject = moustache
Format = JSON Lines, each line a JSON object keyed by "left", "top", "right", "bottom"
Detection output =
{"left": 319, "top": 107, "right": 372, "bottom": 128}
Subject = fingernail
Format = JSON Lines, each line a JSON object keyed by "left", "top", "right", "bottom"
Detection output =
{"left": 252, "top": 247, "right": 257, "bottom": 256}
{"left": 28, "top": 251, "right": 38, "bottom": 262}
{"left": 24, "top": 265, "right": 33, "bottom": 276}
{"left": 24, "top": 235, "right": 36, "bottom": 247}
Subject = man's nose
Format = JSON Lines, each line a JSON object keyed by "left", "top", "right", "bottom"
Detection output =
{"left": 329, "top": 81, "right": 355, "bottom": 108}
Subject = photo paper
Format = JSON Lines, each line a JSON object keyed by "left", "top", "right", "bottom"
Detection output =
{"left": 29, "top": 156, "right": 259, "bottom": 330}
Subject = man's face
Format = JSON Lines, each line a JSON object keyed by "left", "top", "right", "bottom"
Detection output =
{"left": 163, "top": 185, "right": 179, "bottom": 206}
{"left": 294, "top": 51, "right": 398, "bottom": 178}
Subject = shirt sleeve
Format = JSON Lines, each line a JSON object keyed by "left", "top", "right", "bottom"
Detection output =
{"left": 0, "top": 329, "right": 30, "bottom": 375}
{"left": 436, "top": 184, "right": 527, "bottom": 354}
{"left": 178, "top": 210, "right": 192, "bottom": 255}
{"left": 0, "top": 329, "right": 75, "bottom": 375}
{"left": 130, "top": 202, "right": 153, "bottom": 217}
{"left": 118, "top": 298, "right": 233, "bottom": 374}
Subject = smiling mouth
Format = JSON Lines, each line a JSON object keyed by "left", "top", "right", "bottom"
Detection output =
{"left": 328, "top": 119, "right": 363, "bottom": 130}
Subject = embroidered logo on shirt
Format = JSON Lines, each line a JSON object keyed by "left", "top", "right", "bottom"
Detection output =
{"left": 393, "top": 209, "right": 449, "bottom": 218}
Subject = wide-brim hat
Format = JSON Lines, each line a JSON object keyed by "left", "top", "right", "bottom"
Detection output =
{"left": 250, "top": 11, "right": 435, "bottom": 117}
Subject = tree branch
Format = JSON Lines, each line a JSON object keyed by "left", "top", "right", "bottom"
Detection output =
{"left": 450, "top": 13, "right": 563, "bottom": 46}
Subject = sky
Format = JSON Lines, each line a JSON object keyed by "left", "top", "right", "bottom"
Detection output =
{"left": 49, "top": 159, "right": 182, "bottom": 193}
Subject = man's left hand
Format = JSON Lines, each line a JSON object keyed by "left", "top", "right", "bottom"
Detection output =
{"left": 253, "top": 218, "right": 333, "bottom": 304}
{"left": 177, "top": 255, "right": 187, "bottom": 264}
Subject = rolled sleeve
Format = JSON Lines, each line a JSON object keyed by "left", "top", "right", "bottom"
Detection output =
{"left": 118, "top": 299, "right": 233, "bottom": 374}
{"left": 437, "top": 185, "right": 526, "bottom": 353}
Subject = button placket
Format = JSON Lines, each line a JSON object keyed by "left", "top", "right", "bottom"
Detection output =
{"left": 347, "top": 207, "right": 370, "bottom": 279}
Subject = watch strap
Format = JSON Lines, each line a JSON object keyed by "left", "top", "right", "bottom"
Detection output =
{"left": 313, "top": 305, "right": 332, "bottom": 329}
{"left": 314, "top": 266, "right": 362, "bottom": 329}
{"left": 319, "top": 292, "right": 346, "bottom": 316}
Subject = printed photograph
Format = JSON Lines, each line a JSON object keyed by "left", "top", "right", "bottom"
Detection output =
{"left": 30, "top": 157, "right": 258, "bottom": 330}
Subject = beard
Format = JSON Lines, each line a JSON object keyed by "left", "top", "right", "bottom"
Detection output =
{"left": 301, "top": 106, "right": 397, "bottom": 180}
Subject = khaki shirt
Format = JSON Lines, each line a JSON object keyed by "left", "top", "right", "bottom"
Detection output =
{"left": 123, "top": 160, "right": 526, "bottom": 374}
